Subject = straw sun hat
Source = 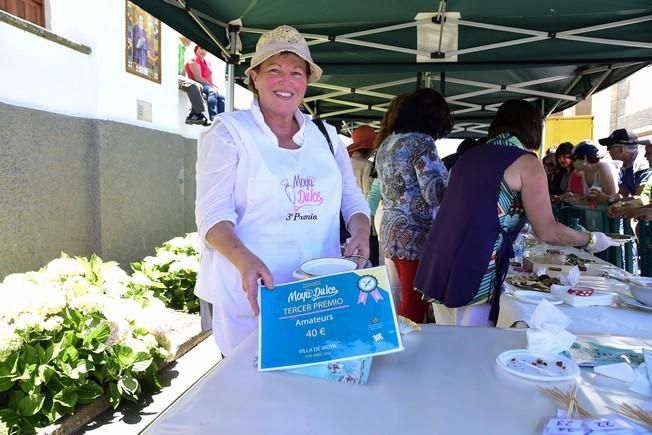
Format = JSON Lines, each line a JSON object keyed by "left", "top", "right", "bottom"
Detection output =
{"left": 245, "top": 25, "right": 323, "bottom": 83}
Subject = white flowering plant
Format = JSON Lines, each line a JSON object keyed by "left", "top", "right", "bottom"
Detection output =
{"left": 0, "top": 255, "right": 174, "bottom": 434}
{"left": 128, "top": 233, "right": 200, "bottom": 313}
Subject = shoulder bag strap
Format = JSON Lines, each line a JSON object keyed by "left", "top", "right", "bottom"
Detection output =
{"left": 312, "top": 118, "right": 334, "bottom": 155}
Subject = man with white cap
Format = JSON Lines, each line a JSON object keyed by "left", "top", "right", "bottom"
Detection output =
{"left": 193, "top": 25, "right": 370, "bottom": 355}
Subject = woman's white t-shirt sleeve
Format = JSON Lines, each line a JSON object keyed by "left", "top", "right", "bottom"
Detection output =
{"left": 195, "top": 123, "right": 239, "bottom": 245}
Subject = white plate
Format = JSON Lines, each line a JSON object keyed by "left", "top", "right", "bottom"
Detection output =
{"left": 510, "top": 290, "right": 563, "bottom": 305}
{"left": 496, "top": 349, "right": 580, "bottom": 382}
{"left": 300, "top": 257, "right": 357, "bottom": 277}
{"left": 292, "top": 268, "right": 309, "bottom": 280}
{"left": 619, "top": 294, "right": 652, "bottom": 313}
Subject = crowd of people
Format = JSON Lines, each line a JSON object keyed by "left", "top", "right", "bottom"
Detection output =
{"left": 543, "top": 130, "right": 652, "bottom": 220}
{"left": 193, "top": 25, "right": 649, "bottom": 355}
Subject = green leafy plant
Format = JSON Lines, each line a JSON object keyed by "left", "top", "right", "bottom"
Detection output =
{"left": 0, "top": 254, "right": 175, "bottom": 434}
{"left": 128, "top": 233, "right": 200, "bottom": 312}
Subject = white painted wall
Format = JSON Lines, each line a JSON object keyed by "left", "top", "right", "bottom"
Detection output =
{"left": 0, "top": 0, "right": 252, "bottom": 139}
{"left": 591, "top": 86, "right": 611, "bottom": 142}
{"left": 0, "top": 21, "right": 97, "bottom": 117}
{"left": 625, "top": 66, "right": 652, "bottom": 116}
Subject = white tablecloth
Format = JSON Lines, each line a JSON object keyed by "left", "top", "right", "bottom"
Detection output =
{"left": 498, "top": 244, "right": 652, "bottom": 338}
{"left": 142, "top": 326, "right": 651, "bottom": 435}
{"left": 498, "top": 291, "right": 652, "bottom": 338}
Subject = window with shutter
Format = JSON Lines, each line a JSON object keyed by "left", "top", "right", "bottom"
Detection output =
{"left": 0, "top": 0, "right": 45, "bottom": 27}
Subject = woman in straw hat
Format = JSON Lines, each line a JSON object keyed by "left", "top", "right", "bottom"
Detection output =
{"left": 194, "top": 25, "right": 370, "bottom": 354}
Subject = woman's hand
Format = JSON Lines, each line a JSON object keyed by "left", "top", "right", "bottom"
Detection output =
{"left": 234, "top": 252, "right": 274, "bottom": 316}
{"left": 608, "top": 200, "right": 643, "bottom": 219}
{"left": 342, "top": 213, "right": 371, "bottom": 266}
{"left": 559, "top": 191, "right": 582, "bottom": 203}
{"left": 205, "top": 222, "right": 274, "bottom": 316}
{"left": 586, "top": 189, "right": 610, "bottom": 203}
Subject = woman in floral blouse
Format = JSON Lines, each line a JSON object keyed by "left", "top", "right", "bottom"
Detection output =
{"left": 375, "top": 88, "right": 452, "bottom": 322}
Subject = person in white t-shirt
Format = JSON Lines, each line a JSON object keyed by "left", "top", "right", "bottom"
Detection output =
{"left": 194, "top": 25, "right": 370, "bottom": 355}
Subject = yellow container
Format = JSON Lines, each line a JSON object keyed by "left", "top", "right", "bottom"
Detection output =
{"left": 544, "top": 115, "right": 594, "bottom": 154}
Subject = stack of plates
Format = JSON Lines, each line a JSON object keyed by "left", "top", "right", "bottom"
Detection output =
{"left": 619, "top": 294, "right": 652, "bottom": 313}
{"left": 292, "top": 257, "right": 357, "bottom": 280}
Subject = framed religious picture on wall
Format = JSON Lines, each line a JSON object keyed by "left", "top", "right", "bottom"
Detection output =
{"left": 125, "top": 1, "right": 161, "bottom": 83}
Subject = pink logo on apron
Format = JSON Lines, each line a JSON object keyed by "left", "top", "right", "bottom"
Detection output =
{"left": 282, "top": 175, "right": 324, "bottom": 211}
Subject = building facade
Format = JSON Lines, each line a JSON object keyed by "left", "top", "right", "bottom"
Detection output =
{"left": 0, "top": 0, "right": 252, "bottom": 278}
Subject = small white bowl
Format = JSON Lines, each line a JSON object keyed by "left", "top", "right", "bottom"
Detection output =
{"left": 300, "top": 257, "right": 357, "bottom": 277}
{"left": 628, "top": 278, "right": 652, "bottom": 306}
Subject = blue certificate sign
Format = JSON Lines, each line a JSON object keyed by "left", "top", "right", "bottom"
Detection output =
{"left": 258, "top": 266, "right": 403, "bottom": 371}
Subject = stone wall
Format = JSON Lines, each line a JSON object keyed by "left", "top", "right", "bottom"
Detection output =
{"left": 611, "top": 76, "right": 652, "bottom": 136}
{"left": 0, "top": 101, "right": 198, "bottom": 278}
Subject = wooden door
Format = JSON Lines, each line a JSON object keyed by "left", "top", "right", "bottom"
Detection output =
{"left": 0, "top": 0, "right": 45, "bottom": 27}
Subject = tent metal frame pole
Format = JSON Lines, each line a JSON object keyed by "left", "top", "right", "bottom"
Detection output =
{"left": 451, "top": 36, "right": 547, "bottom": 57}
{"left": 545, "top": 74, "right": 585, "bottom": 117}
{"left": 557, "top": 35, "right": 652, "bottom": 49}
{"left": 447, "top": 88, "right": 500, "bottom": 101}
{"left": 457, "top": 18, "right": 547, "bottom": 36}
{"left": 452, "top": 107, "right": 483, "bottom": 115}
{"left": 305, "top": 78, "right": 416, "bottom": 105}
{"left": 236, "top": 14, "right": 652, "bottom": 63}
{"left": 582, "top": 69, "right": 611, "bottom": 100}
{"left": 561, "top": 14, "right": 652, "bottom": 35}
{"left": 338, "top": 20, "right": 422, "bottom": 39}
{"left": 303, "top": 91, "right": 350, "bottom": 103}
{"left": 424, "top": 72, "right": 432, "bottom": 89}
{"left": 583, "top": 62, "right": 643, "bottom": 75}
{"left": 447, "top": 100, "right": 482, "bottom": 109}
{"left": 224, "top": 23, "right": 241, "bottom": 113}
{"left": 173, "top": 0, "right": 231, "bottom": 60}
{"left": 226, "top": 63, "right": 235, "bottom": 112}
{"left": 510, "top": 74, "right": 574, "bottom": 87}
{"left": 322, "top": 98, "right": 368, "bottom": 109}
{"left": 306, "top": 67, "right": 588, "bottom": 120}
{"left": 319, "top": 107, "right": 367, "bottom": 118}
{"left": 304, "top": 88, "right": 395, "bottom": 102}
{"left": 505, "top": 86, "right": 578, "bottom": 101}
{"left": 302, "top": 102, "right": 315, "bottom": 116}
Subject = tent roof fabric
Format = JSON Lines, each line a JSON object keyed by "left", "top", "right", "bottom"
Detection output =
{"left": 133, "top": 0, "right": 652, "bottom": 136}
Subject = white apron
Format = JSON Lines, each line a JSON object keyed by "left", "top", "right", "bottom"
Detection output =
{"left": 199, "top": 111, "right": 342, "bottom": 354}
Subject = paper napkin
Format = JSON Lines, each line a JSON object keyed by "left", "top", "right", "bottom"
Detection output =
{"left": 594, "top": 362, "right": 635, "bottom": 383}
{"left": 593, "top": 362, "right": 652, "bottom": 398}
{"left": 527, "top": 299, "right": 576, "bottom": 354}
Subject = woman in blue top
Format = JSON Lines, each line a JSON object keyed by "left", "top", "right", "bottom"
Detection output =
{"left": 414, "top": 100, "right": 619, "bottom": 326}
{"left": 376, "top": 88, "right": 452, "bottom": 323}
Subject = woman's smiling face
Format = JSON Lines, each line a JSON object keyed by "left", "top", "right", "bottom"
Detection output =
{"left": 250, "top": 52, "right": 308, "bottom": 117}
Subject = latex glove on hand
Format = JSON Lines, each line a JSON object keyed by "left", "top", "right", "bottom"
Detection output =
{"left": 585, "top": 232, "right": 622, "bottom": 254}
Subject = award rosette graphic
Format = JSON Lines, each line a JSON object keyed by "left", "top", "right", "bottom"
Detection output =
{"left": 357, "top": 274, "right": 383, "bottom": 304}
